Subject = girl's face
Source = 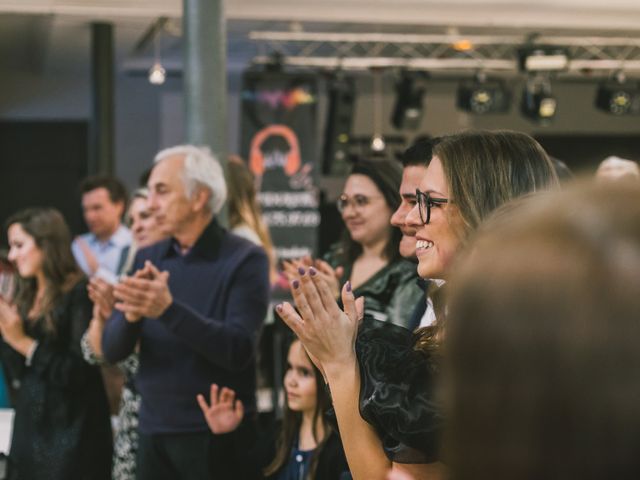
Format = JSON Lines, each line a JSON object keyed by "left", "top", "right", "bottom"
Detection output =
{"left": 340, "top": 174, "right": 392, "bottom": 248}
{"left": 284, "top": 340, "right": 317, "bottom": 414}
{"left": 7, "top": 223, "right": 44, "bottom": 279}
{"left": 128, "top": 197, "right": 162, "bottom": 249}
{"left": 406, "top": 156, "right": 464, "bottom": 279}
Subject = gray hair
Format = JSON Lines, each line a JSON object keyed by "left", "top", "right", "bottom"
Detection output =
{"left": 154, "top": 145, "right": 227, "bottom": 215}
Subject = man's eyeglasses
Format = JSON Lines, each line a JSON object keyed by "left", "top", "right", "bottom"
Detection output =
{"left": 336, "top": 194, "right": 380, "bottom": 213}
{"left": 416, "top": 189, "right": 449, "bottom": 225}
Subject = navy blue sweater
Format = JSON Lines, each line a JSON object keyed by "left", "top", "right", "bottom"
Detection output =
{"left": 102, "top": 220, "right": 270, "bottom": 434}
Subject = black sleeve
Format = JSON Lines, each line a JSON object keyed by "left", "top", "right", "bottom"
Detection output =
{"left": 356, "top": 318, "right": 442, "bottom": 464}
{"left": 28, "top": 281, "right": 99, "bottom": 390}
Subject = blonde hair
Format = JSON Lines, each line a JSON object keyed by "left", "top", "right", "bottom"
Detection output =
{"left": 226, "top": 156, "right": 277, "bottom": 282}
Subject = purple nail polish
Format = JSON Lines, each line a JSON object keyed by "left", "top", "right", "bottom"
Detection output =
{"left": 309, "top": 267, "right": 317, "bottom": 276}
{"left": 346, "top": 281, "right": 352, "bottom": 292}
{"left": 298, "top": 266, "right": 306, "bottom": 275}
{"left": 292, "top": 280, "right": 300, "bottom": 289}
{"left": 276, "top": 303, "right": 283, "bottom": 313}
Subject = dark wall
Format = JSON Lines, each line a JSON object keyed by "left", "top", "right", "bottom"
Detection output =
{"left": 0, "top": 121, "right": 88, "bottom": 244}
{"left": 535, "top": 134, "right": 640, "bottom": 175}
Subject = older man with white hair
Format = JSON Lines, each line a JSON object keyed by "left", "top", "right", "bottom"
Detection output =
{"left": 102, "top": 145, "right": 270, "bottom": 480}
{"left": 596, "top": 155, "right": 640, "bottom": 182}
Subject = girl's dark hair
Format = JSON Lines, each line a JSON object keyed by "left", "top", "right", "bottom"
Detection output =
{"left": 5, "top": 208, "right": 83, "bottom": 331}
{"left": 339, "top": 158, "right": 403, "bottom": 265}
{"left": 264, "top": 338, "right": 334, "bottom": 479}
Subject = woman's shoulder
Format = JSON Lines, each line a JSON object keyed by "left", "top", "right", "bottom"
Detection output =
{"left": 231, "top": 223, "right": 263, "bottom": 246}
{"left": 322, "top": 242, "right": 346, "bottom": 267}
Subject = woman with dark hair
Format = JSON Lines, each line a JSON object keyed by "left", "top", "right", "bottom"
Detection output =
{"left": 287, "top": 158, "right": 423, "bottom": 327}
{"left": 198, "top": 338, "right": 349, "bottom": 479}
{"left": 277, "top": 130, "right": 559, "bottom": 479}
{"left": 446, "top": 181, "right": 640, "bottom": 480}
{"left": 0, "top": 207, "right": 112, "bottom": 479}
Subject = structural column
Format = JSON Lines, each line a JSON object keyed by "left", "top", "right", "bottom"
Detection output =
{"left": 89, "top": 22, "right": 114, "bottom": 175}
{"left": 183, "top": 0, "right": 227, "bottom": 157}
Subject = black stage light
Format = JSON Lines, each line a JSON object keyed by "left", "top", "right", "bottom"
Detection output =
{"left": 595, "top": 73, "right": 640, "bottom": 115}
{"left": 323, "top": 74, "right": 356, "bottom": 175}
{"left": 391, "top": 71, "right": 426, "bottom": 130}
{"left": 457, "top": 75, "right": 511, "bottom": 114}
{"left": 521, "top": 76, "right": 557, "bottom": 123}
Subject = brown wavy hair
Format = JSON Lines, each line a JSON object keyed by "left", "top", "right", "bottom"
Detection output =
{"left": 414, "top": 130, "right": 559, "bottom": 355}
{"left": 5, "top": 208, "right": 83, "bottom": 331}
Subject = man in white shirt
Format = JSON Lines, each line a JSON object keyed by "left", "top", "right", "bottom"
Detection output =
{"left": 72, "top": 175, "right": 132, "bottom": 276}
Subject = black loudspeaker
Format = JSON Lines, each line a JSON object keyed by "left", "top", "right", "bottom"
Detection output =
{"left": 323, "top": 75, "right": 356, "bottom": 176}
{"left": 391, "top": 72, "right": 426, "bottom": 130}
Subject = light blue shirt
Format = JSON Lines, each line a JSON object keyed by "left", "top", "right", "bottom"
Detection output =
{"left": 71, "top": 224, "right": 132, "bottom": 275}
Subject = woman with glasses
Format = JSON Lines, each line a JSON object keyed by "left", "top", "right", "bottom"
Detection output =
{"left": 82, "top": 188, "right": 165, "bottom": 480}
{"left": 301, "top": 159, "right": 423, "bottom": 328}
{"left": 276, "top": 130, "right": 559, "bottom": 480}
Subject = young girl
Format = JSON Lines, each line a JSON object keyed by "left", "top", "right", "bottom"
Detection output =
{"left": 198, "top": 338, "right": 349, "bottom": 479}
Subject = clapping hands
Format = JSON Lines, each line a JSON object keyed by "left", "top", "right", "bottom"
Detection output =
{"left": 282, "top": 256, "right": 344, "bottom": 300}
{"left": 113, "top": 261, "right": 172, "bottom": 322}
{"left": 276, "top": 266, "right": 364, "bottom": 374}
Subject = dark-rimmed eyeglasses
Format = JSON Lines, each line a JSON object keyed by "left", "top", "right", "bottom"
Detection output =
{"left": 336, "top": 194, "right": 381, "bottom": 213}
{"left": 416, "top": 189, "right": 449, "bottom": 225}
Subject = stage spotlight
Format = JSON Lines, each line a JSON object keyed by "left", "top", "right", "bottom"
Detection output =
{"left": 457, "top": 75, "right": 511, "bottom": 114}
{"left": 595, "top": 73, "right": 640, "bottom": 115}
{"left": 391, "top": 71, "right": 426, "bottom": 130}
{"left": 521, "top": 76, "right": 557, "bottom": 123}
{"left": 518, "top": 45, "right": 569, "bottom": 72}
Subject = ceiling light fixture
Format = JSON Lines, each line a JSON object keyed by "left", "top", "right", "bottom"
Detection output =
{"left": 518, "top": 45, "right": 569, "bottom": 72}
{"left": 148, "top": 28, "right": 166, "bottom": 85}
{"left": 521, "top": 74, "right": 557, "bottom": 123}
{"left": 595, "top": 71, "right": 640, "bottom": 115}
{"left": 457, "top": 72, "right": 511, "bottom": 114}
{"left": 391, "top": 71, "right": 426, "bottom": 130}
{"left": 371, "top": 69, "right": 386, "bottom": 153}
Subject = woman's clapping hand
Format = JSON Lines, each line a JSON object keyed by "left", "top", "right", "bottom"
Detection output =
{"left": 276, "top": 266, "right": 363, "bottom": 373}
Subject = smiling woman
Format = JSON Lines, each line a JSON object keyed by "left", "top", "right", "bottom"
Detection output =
{"left": 2, "top": 207, "right": 112, "bottom": 480}
{"left": 277, "top": 130, "right": 560, "bottom": 480}
{"left": 322, "top": 158, "right": 424, "bottom": 327}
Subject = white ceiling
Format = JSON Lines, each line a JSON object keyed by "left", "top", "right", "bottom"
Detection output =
{"left": 2, "top": 0, "right": 640, "bottom": 30}
{"left": 2, "top": 0, "right": 640, "bottom": 78}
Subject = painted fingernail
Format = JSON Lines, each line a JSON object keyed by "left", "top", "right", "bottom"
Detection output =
{"left": 276, "top": 304, "right": 283, "bottom": 313}
{"left": 309, "top": 267, "right": 317, "bottom": 276}
{"left": 298, "top": 266, "right": 306, "bottom": 275}
{"left": 346, "top": 281, "right": 352, "bottom": 292}
{"left": 292, "top": 280, "right": 300, "bottom": 289}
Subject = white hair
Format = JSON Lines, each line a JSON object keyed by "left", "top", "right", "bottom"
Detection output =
{"left": 154, "top": 145, "right": 227, "bottom": 215}
{"left": 596, "top": 156, "right": 640, "bottom": 181}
